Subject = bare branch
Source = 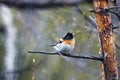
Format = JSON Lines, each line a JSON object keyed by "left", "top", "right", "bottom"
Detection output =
{"left": 28, "top": 50, "right": 103, "bottom": 61}
{"left": 99, "top": 32, "right": 108, "bottom": 80}
{"left": 0, "top": 0, "right": 82, "bottom": 9}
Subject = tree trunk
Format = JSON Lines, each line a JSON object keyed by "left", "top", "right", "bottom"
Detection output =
{"left": 93, "top": 0, "right": 118, "bottom": 80}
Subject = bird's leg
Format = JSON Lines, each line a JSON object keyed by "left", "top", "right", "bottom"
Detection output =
{"left": 58, "top": 51, "right": 63, "bottom": 56}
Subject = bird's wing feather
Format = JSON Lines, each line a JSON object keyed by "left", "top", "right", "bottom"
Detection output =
{"left": 49, "top": 38, "right": 63, "bottom": 46}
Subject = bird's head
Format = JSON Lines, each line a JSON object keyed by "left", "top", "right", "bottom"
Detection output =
{"left": 62, "top": 32, "right": 74, "bottom": 40}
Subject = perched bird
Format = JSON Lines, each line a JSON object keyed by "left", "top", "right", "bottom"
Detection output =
{"left": 52, "top": 32, "right": 75, "bottom": 54}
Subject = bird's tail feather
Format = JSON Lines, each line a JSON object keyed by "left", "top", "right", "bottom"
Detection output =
{"left": 49, "top": 44, "right": 56, "bottom": 47}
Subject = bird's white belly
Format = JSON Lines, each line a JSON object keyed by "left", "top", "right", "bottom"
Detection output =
{"left": 54, "top": 43, "right": 74, "bottom": 53}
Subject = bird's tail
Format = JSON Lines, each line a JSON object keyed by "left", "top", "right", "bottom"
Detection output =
{"left": 49, "top": 44, "right": 56, "bottom": 47}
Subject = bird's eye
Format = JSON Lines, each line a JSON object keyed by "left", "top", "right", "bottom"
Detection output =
{"left": 59, "top": 40, "right": 62, "bottom": 43}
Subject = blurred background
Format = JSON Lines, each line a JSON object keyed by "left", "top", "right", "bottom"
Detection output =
{"left": 0, "top": 0, "right": 120, "bottom": 80}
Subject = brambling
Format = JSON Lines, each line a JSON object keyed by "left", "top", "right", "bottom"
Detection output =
{"left": 52, "top": 32, "right": 75, "bottom": 54}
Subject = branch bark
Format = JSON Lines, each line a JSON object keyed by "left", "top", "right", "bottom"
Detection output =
{"left": 93, "top": 0, "right": 118, "bottom": 80}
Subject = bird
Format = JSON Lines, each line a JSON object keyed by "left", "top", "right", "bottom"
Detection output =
{"left": 52, "top": 32, "right": 75, "bottom": 54}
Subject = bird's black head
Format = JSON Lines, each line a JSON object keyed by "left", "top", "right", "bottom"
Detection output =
{"left": 63, "top": 32, "right": 74, "bottom": 40}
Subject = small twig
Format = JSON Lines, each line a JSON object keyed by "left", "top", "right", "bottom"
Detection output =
{"left": 28, "top": 50, "right": 103, "bottom": 61}
{"left": 112, "top": 26, "right": 119, "bottom": 30}
{"left": 99, "top": 32, "right": 108, "bottom": 80}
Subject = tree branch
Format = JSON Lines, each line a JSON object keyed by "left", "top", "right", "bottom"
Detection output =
{"left": 28, "top": 50, "right": 103, "bottom": 61}
{"left": 0, "top": 0, "right": 82, "bottom": 9}
{"left": 99, "top": 32, "right": 108, "bottom": 80}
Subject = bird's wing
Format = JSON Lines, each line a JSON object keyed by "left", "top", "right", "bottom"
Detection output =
{"left": 49, "top": 38, "right": 63, "bottom": 46}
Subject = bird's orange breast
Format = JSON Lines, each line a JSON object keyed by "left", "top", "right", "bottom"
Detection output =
{"left": 62, "top": 38, "right": 75, "bottom": 45}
